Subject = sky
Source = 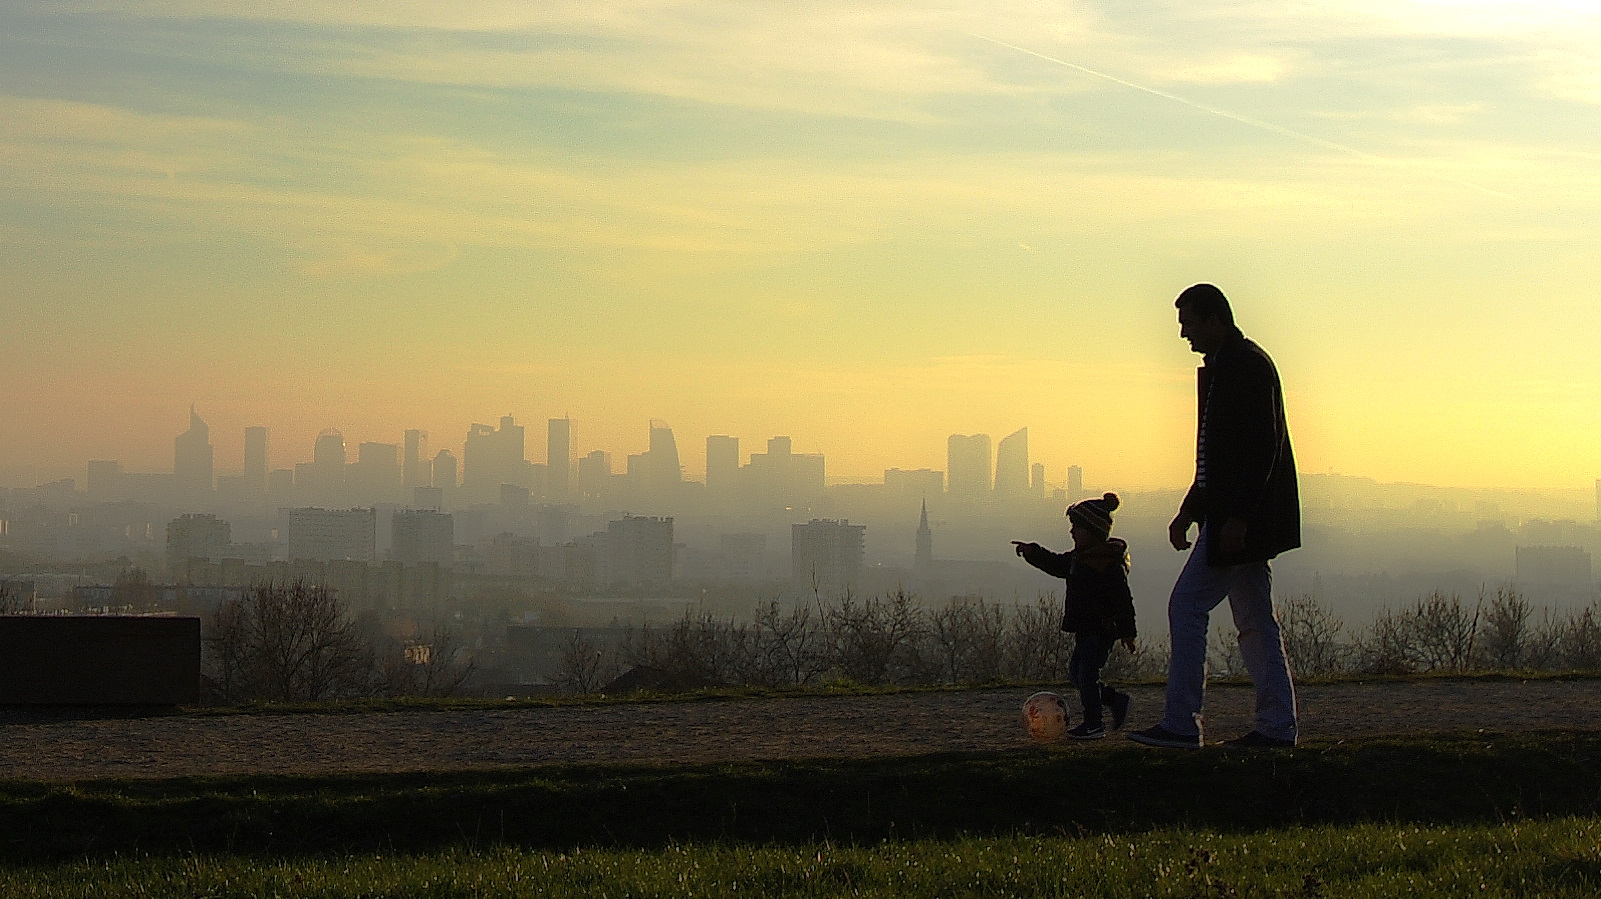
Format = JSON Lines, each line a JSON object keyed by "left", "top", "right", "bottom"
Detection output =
{"left": 2, "top": 0, "right": 1598, "bottom": 490}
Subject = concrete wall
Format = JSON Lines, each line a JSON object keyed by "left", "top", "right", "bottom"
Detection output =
{"left": 0, "top": 616, "right": 200, "bottom": 705}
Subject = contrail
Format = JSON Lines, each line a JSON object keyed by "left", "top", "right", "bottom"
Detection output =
{"left": 970, "top": 34, "right": 1512, "bottom": 200}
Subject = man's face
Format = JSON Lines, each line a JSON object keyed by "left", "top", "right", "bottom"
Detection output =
{"left": 1177, "top": 303, "right": 1224, "bottom": 355}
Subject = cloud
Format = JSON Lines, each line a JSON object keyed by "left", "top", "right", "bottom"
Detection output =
{"left": 34, "top": 1, "right": 1094, "bottom": 122}
{"left": 1534, "top": 50, "right": 1601, "bottom": 105}
{"left": 0, "top": 86, "right": 1544, "bottom": 276}
{"left": 1158, "top": 54, "right": 1287, "bottom": 85}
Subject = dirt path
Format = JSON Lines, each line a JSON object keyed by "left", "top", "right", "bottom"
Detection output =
{"left": 3, "top": 680, "right": 1599, "bottom": 781}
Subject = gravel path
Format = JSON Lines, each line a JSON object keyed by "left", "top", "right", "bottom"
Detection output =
{"left": 3, "top": 680, "right": 1599, "bottom": 782}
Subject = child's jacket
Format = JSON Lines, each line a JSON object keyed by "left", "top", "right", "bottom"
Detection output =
{"left": 1018, "top": 538, "right": 1138, "bottom": 639}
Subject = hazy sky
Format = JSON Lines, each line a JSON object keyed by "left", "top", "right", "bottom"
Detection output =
{"left": 2, "top": 1, "right": 1598, "bottom": 489}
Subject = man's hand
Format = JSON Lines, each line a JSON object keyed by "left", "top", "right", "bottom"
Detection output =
{"left": 1122, "top": 638, "right": 1137, "bottom": 654}
{"left": 1168, "top": 517, "right": 1192, "bottom": 551}
{"left": 1219, "top": 517, "right": 1248, "bottom": 555}
{"left": 1011, "top": 540, "right": 1039, "bottom": 557}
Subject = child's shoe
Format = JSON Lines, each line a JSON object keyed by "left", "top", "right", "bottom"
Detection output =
{"left": 1067, "top": 721, "right": 1106, "bottom": 740}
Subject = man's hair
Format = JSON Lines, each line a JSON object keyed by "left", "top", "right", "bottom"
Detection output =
{"left": 1175, "top": 282, "right": 1234, "bottom": 327}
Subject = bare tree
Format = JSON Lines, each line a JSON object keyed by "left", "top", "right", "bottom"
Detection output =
{"left": 1281, "top": 594, "right": 1347, "bottom": 676}
{"left": 1207, "top": 625, "right": 1247, "bottom": 678}
{"left": 1475, "top": 588, "right": 1531, "bottom": 670}
{"left": 206, "top": 580, "right": 371, "bottom": 702}
{"left": 930, "top": 597, "right": 1008, "bottom": 684}
{"left": 555, "top": 630, "right": 618, "bottom": 694}
{"left": 1103, "top": 635, "right": 1168, "bottom": 682}
{"left": 1003, "top": 594, "right": 1069, "bottom": 682}
{"left": 751, "top": 600, "right": 829, "bottom": 687}
{"left": 1554, "top": 604, "right": 1601, "bottom": 670}
{"left": 1358, "top": 606, "right": 1417, "bottom": 674}
{"left": 374, "top": 625, "right": 477, "bottom": 698}
{"left": 824, "top": 590, "right": 923, "bottom": 686}
{"left": 1358, "top": 592, "right": 1479, "bottom": 674}
{"left": 1408, "top": 591, "right": 1480, "bottom": 673}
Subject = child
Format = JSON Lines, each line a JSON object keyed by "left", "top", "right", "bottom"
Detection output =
{"left": 1013, "top": 492, "right": 1137, "bottom": 740}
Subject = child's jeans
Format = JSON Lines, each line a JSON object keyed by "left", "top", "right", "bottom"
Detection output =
{"left": 1068, "top": 632, "right": 1119, "bottom": 726}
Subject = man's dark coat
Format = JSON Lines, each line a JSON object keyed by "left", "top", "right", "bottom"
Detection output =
{"left": 1178, "top": 329, "right": 1301, "bottom": 566}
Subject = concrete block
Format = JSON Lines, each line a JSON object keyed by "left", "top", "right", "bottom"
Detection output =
{"left": 0, "top": 616, "right": 201, "bottom": 705}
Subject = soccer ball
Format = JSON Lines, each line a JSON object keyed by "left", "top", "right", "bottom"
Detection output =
{"left": 1022, "top": 691, "right": 1070, "bottom": 742}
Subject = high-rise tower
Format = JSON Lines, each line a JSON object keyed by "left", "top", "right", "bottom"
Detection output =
{"left": 403, "top": 429, "right": 431, "bottom": 489}
{"left": 432, "top": 449, "right": 458, "bottom": 490}
{"left": 463, "top": 416, "right": 527, "bottom": 503}
{"left": 947, "top": 434, "right": 991, "bottom": 500}
{"left": 993, "top": 427, "right": 1029, "bottom": 501}
{"left": 627, "top": 420, "right": 682, "bottom": 498}
{"left": 309, "top": 429, "right": 347, "bottom": 501}
{"left": 173, "top": 406, "right": 214, "bottom": 498}
{"left": 548, "top": 418, "right": 571, "bottom": 503}
{"left": 915, "top": 499, "right": 933, "bottom": 570}
{"left": 706, "top": 435, "right": 739, "bottom": 496}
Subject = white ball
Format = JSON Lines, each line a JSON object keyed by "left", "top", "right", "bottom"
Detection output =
{"left": 1022, "top": 691, "right": 1070, "bottom": 742}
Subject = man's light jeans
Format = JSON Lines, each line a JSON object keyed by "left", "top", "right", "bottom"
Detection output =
{"left": 1158, "top": 524, "right": 1298, "bottom": 742}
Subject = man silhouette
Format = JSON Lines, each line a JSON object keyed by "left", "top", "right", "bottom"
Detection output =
{"left": 1129, "top": 283, "right": 1300, "bottom": 749}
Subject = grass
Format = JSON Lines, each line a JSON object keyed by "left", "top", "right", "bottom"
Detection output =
{"left": 5, "top": 728, "right": 1601, "bottom": 896}
{"left": 3, "top": 819, "right": 1601, "bottom": 897}
{"left": 3, "top": 730, "right": 1601, "bottom": 862}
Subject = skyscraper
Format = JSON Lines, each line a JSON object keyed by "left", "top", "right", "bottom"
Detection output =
{"left": 947, "top": 434, "right": 991, "bottom": 500}
{"left": 993, "top": 427, "right": 1029, "bottom": 502}
{"left": 577, "top": 450, "right": 610, "bottom": 501}
{"left": 287, "top": 507, "right": 376, "bottom": 562}
{"left": 648, "top": 420, "right": 681, "bottom": 488}
{"left": 706, "top": 435, "right": 739, "bottom": 495}
{"left": 463, "top": 416, "right": 527, "bottom": 503}
{"left": 403, "top": 429, "right": 431, "bottom": 489}
{"left": 603, "top": 515, "right": 675, "bottom": 585}
{"left": 1067, "top": 465, "right": 1084, "bottom": 502}
{"left": 173, "top": 406, "right": 214, "bottom": 498}
{"left": 432, "top": 449, "right": 458, "bottom": 490}
{"left": 627, "top": 420, "right": 682, "bottom": 498}
{"left": 547, "top": 418, "right": 571, "bottom": 503}
{"left": 391, "top": 509, "right": 454, "bottom": 565}
{"left": 1031, "top": 462, "right": 1046, "bottom": 496}
{"left": 884, "top": 468, "right": 944, "bottom": 497}
{"left": 792, "top": 519, "right": 866, "bottom": 590}
{"left": 745, "top": 436, "right": 824, "bottom": 506}
{"left": 166, "top": 512, "right": 230, "bottom": 578}
{"left": 349, "top": 442, "right": 400, "bottom": 503}
{"left": 915, "top": 500, "right": 933, "bottom": 570}
{"left": 309, "top": 429, "right": 347, "bottom": 501}
{"left": 244, "top": 427, "right": 268, "bottom": 495}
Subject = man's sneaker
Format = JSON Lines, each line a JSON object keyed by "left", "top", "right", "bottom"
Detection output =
{"left": 1127, "top": 725, "right": 1202, "bottom": 749}
{"left": 1109, "top": 692, "right": 1132, "bottom": 731}
{"left": 1067, "top": 721, "right": 1105, "bottom": 740}
{"left": 1219, "top": 730, "right": 1296, "bottom": 749}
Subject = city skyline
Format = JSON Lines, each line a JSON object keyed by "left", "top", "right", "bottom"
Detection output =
{"left": 6, "top": 403, "right": 1601, "bottom": 498}
{"left": 3, "top": 2, "right": 1600, "bottom": 491}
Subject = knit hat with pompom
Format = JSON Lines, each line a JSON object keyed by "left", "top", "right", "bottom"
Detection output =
{"left": 1067, "top": 492, "right": 1120, "bottom": 537}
